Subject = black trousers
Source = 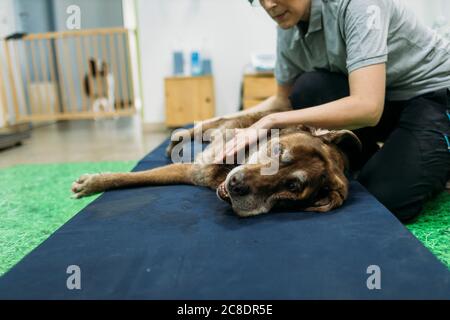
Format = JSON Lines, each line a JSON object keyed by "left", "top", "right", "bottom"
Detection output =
{"left": 289, "top": 71, "right": 450, "bottom": 222}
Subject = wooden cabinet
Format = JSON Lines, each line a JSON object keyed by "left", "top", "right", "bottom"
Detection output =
{"left": 165, "top": 76, "right": 215, "bottom": 127}
{"left": 243, "top": 73, "right": 277, "bottom": 110}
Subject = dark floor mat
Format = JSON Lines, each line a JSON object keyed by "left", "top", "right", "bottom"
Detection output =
{"left": 0, "top": 141, "right": 449, "bottom": 299}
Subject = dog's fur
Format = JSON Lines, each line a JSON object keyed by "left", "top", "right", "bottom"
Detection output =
{"left": 72, "top": 111, "right": 361, "bottom": 217}
{"left": 84, "top": 58, "right": 115, "bottom": 113}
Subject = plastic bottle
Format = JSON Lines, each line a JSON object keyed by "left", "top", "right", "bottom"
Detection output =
{"left": 201, "top": 37, "right": 212, "bottom": 76}
{"left": 191, "top": 51, "right": 202, "bottom": 76}
{"left": 171, "top": 38, "right": 185, "bottom": 76}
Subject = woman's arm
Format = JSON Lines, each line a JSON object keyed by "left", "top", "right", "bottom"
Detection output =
{"left": 214, "top": 64, "right": 386, "bottom": 163}
{"left": 267, "top": 64, "right": 386, "bottom": 130}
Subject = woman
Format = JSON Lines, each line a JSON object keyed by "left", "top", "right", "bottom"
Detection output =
{"left": 215, "top": 0, "right": 450, "bottom": 221}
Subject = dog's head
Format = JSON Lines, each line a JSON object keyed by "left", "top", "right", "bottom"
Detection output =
{"left": 216, "top": 127, "right": 361, "bottom": 217}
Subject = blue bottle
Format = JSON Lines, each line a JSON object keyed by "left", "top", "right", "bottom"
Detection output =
{"left": 202, "top": 59, "right": 212, "bottom": 76}
{"left": 173, "top": 51, "right": 184, "bottom": 76}
{"left": 191, "top": 51, "right": 202, "bottom": 76}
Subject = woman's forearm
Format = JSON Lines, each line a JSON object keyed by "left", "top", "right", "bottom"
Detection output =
{"left": 268, "top": 95, "right": 383, "bottom": 131}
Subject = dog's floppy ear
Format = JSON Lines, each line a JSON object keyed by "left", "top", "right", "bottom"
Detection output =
{"left": 84, "top": 58, "right": 97, "bottom": 97}
{"left": 88, "top": 58, "right": 97, "bottom": 77}
{"left": 318, "top": 130, "right": 362, "bottom": 158}
{"left": 302, "top": 130, "right": 360, "bottom": 213}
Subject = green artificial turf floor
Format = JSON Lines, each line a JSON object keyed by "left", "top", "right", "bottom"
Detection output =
{"left": 0, "top": 162, "right": 449, "bottom": 276}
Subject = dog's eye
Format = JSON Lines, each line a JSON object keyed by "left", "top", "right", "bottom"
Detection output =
{"left": 272, "top": 143, "right": 282, "bottom": 157}
{"left": 286, "top": 180, "right": 301, "bottom": 192}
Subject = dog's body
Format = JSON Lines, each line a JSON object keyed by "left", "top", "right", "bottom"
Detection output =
{"left": 84, "top": 58, "right": 115, "bottom": 113}
{"left": 72, "top": 111, "right": 361, "bottom": 217}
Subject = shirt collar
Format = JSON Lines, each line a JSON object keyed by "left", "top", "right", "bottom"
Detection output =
{"left": 295, "top": 0, "right": 323, "bottom": 38}
{"left": 308, "top": 0, "right": 323, "bottom": 34}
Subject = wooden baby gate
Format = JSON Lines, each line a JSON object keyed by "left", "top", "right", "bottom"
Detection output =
{"left": 0, "top": 28, "right": 137, "bottom": 124}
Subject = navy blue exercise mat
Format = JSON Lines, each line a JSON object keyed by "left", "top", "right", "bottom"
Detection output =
{"left": 0, "top": 139, "right": 449, "bottom": 300}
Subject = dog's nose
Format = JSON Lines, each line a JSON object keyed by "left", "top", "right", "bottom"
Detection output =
{"left": 228, "top": 173, "right": 250, "bottom": 197}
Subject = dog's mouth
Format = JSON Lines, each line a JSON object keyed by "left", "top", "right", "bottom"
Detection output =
{"left": 216, "top": 182, "right": 231, "bottom": 203}
{"left": 216, "top": 181, "right": 274, "bottom": 217}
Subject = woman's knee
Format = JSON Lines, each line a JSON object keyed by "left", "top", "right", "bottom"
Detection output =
{"left": 289, "top": 71, "right": 349, "bottom": 109}
{"left": 357, "top": 170, "right": 424, "bottom": 222}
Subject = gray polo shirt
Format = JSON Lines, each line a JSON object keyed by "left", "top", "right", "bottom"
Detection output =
{"left": 275, "top": 0, "right": 450, "bottom": 101}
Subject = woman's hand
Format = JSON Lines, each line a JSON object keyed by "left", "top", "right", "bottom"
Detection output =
{"left": 213, "top": 115, "right": 276, "bottom": 164}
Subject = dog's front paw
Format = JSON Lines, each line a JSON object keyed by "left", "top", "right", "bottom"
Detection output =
{"left": 71, "top": 173, "right": 105, "bottom": 199}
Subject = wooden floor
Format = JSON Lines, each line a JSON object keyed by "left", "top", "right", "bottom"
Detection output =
{"left": 0, "top": 116, "right": 170, "bottom": 169}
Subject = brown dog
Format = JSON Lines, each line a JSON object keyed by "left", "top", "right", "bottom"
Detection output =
{"left": 72, "top": 112, "right": 361, "bottom": 217}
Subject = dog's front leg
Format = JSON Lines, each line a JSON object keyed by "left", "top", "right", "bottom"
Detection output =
{"left": 165, "top": 110, "right": 282, "bottom": 158}
{"left": 72, "top": 163, "right": 197, "bottom": 198}
{"left": 165, "top": 118, "right": 229, "bottom": 157}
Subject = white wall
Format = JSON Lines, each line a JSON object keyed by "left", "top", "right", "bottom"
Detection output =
{"left": 0, "top": 0, "right": 18, "bottom": 127}
{"left": 14, "top": 0, "right": 53, "bottom": 33}
{"left": 0, "top": 0, "right": 18, "bottom": 38}
{"left": 137, "top": 0, "right": 277, "bottom": 124}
